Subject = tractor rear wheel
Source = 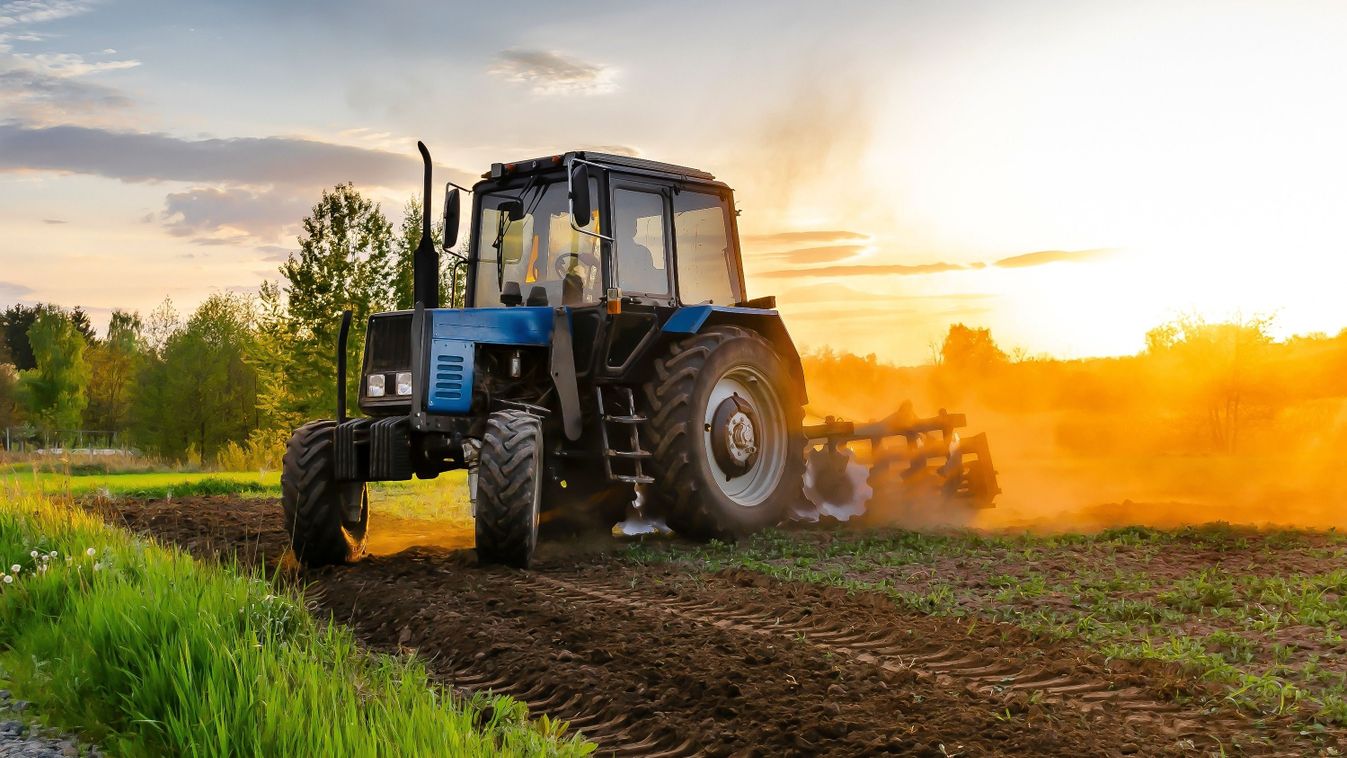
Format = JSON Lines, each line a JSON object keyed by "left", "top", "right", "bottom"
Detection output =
{"left": 475, "top": 409, "right": 544, "bottom": 568}
{"left": 643, "top": 326, "right": 805, "bottom": 540}
{"left": 281, "top": 420, "right": 368, "bottom": 567}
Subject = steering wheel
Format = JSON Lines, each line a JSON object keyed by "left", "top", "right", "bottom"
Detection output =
{"left": 554, "top": 251, "right": 598, "bottom": 278}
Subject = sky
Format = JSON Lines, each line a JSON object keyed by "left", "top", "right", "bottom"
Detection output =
{"left": 2, "top": 0, "right": 1346, "bottom": 364}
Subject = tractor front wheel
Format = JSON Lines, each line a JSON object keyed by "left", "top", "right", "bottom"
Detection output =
{"left": 281, "top": 420, "right": 368, "bottom": 567}
{"left": 643, "top": 326, "right": 806, "bottom": 540}
{"left": 475, "top": 409, "right": 544, "bottom": 568}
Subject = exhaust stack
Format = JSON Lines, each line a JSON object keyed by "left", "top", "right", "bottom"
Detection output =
{"left": 414, "top": 141, "right": 440, "bottom": 309}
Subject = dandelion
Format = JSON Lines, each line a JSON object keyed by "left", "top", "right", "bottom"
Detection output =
{"left": 86, "top": 548, "right": 96, "bottom": 557}
{"left": 9, "top": 565, "right": 19, "bottom": 574}
{"left": 48, "top": 551, "right": 57, "bottom": 559}
{"left": 93, "top": 563, "right": 102, "bottom": 572}
{"left": 30, "top": 550, "right": 38, "bottom": 558}
{"left": 2, "top": 575, "right": 11, "bottom": 585}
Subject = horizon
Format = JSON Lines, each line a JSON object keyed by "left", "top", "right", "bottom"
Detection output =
{"left": 3, "top": 0, "right": 1347, "bottom": 363}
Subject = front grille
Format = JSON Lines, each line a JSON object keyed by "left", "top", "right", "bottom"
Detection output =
{"left": 365, "top": 313, "right": 413, "bottom": 372}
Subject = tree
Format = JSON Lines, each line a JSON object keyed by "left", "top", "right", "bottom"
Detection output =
{"left": 84, "top": 310, "right": 143, "bottom": 432}
{"left": 16, "top": 309, "right": 90, "bottom": 435}
{"left": 249, "top": 280, "right": 303, "bottom": 435}
{"left": 940, "top": 324, "right": 1008, "bottom": 375}
{"left": 280, "top": 183, "right": 397, "bottom": 420}
{"left": 0, "top": 362, "right": 17, "bottom": 433}
{"left": 1, "top": 303, "right": 56, "bottom": 371}
{"left": 131, "top": 294, "right": 259, "bottom": 460}
{"left": 143, "top": 298, "right": 181, "bottom": 356}
{"left": 69, "top": 306, "right": 96, "bottom": 343}
{"left": 1145, "top": 314, "right": 1274, "bottom": 453}
{"left": 394, "top": 196, "right": 467, "bottom": 309}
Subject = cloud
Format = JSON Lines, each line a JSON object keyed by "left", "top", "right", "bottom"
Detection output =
{"left": 488, "top": 49, "right": 616, "bottom": 95}
{"left": 757, "top": 262, "right": 966, "bottom": 278}
{"left": 160, "top": 186, "right": 311, "bottom": 241}
{"left": 0, "top": 123, "right": 457, "bottom": 188}
{"left": 0, "top": 279, "right": 33, "bottom": 301}
{"left": 993, "top": 248, "right": 1113, "bottom": 268}
{"left": 254, "top": 244, "right": 293, "bottom": 262}
{"left": 0, "top": 0, "right": 90, "bottom": 29}
{"left": 778, "top": 285, "right": 997, "bottom": 305}
{"left": 744, "top": 230, "right": 869, "bottom": 246}
{"left": 42, "top": 217, "right": 64, "bottom": 224}
{"left": 761, "top": 244, "right": 865, "bottom": 265}
{"left": 580, "top": 144, "right": 640, "bottom": 157}
{"left": 0, "top": 66, "right": 133, "bottom": 121}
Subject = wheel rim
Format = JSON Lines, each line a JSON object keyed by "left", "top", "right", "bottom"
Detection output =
{"left": 702, "top": 364, "right": 787, "bottom": 507}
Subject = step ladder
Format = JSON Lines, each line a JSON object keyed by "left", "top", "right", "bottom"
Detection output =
{"left": 596, "top": 386, "right": 655, "bottom": 485}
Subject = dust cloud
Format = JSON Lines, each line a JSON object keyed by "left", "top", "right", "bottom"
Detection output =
{"left": 802, "top": 324, "right": 1347, "bottom": 533}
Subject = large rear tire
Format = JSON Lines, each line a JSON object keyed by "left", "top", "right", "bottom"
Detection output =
{"left": 281, "top": 420, "right": 368, "bottom": 567}
{"left": 643, "top": 326, "right": 806, "bottom": 540}
{"left": 475, "top": 410, "right": 544, "bottom": 568}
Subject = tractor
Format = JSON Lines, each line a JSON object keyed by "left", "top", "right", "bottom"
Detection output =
{"left": 281, "top": 143, "right": 999, "bottom": 568}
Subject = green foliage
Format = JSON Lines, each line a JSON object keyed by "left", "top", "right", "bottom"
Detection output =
{"left": 17, "top": 309, "right": 90, "bottom": 434}
{"left": 0, "top": 361, "right": 17, "bottom": 430}
{"left": 131, "top": 293, "right": 259, "bottom": 461}
{"left": 83, "top": 309, "right": 142, "bottom": 432}
{"left": 0, "top": 486, "right": 593, "bottom": 756}
{"left": 280, "top": 183, "right": 397, "bottom": 420}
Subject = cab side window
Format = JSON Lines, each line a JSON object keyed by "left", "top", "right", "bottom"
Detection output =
{"left": 673, "top": 191, "right": 739, "bottom": 305}
{"left": 612, "top": 188, "right": 669, "bottom": 296}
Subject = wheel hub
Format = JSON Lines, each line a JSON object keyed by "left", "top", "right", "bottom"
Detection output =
{"left": 711, "top": 393, "right": 760, "bottom": 478}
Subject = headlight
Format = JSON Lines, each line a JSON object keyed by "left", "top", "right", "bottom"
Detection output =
{"left": 366, "top": 374, "right": 386, "bottom": 397}
{"left": 395, "top": 372, "right": 413, "bottom": 396}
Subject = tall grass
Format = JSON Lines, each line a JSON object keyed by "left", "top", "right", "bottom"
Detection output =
{"left": 0, "top": 484, "right": 593, "bottom": 756}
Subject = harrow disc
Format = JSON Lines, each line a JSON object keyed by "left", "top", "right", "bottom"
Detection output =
{"left": 797, "top": 443, "right": 872, "bottom": 522}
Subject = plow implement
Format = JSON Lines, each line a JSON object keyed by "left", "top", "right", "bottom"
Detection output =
{"left": 797, "top": 402, "right": 1000, "bottom": 526}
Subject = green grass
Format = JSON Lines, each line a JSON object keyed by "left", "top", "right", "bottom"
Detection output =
{"left": 2, "top": 468, "right": 282, "bottom": 499}
{"left": 0, "top": 463, "right": 474, "bottom": 525}
{"left": 627, "top": 523, "right": 1347, "bottom": 728}
{"left": 0, "top": 482, "right": 592, "bottom": 756}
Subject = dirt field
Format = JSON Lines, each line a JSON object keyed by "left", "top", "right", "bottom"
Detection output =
{"left": 92, "top": 495, "right": 1341, "bottom": 756}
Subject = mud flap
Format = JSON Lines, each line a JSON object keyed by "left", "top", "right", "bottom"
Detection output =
{"left": 551, "top": 307, "right": 582, "bottom": 441}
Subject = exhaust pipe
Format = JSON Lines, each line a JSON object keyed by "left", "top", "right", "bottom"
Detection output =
{"left": 414, "top": 141, "right": 440, "bottom": 309}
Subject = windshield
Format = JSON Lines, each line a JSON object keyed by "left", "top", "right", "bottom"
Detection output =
{"left": 473, "top": 178, "right": 601, "bottom": 307}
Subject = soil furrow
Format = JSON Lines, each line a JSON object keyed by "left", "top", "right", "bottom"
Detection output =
{"left": 90, "top": 495, "right": 1333, "bottom": 756}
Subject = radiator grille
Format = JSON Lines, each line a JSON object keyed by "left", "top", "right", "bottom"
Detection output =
{"left": 365, "top": 313, "right": 413, "bottom": 372}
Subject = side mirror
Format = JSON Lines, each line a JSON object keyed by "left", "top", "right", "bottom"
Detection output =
{"left": 569, "top": 163, "right": 591, "bottom": 227}
{"left": 442, "top": 185, "right": 460, "bottom": 247}
{"left": 499, "top": 200, "right": 525, "bottom": 222}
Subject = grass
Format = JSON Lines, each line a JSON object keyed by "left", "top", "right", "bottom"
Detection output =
{"left": 627, "top": 522, "right": 1347, "bottom": 728}
{"left": 3, "top": 467, "right": 282, "bottom": 499}
{"left": 0, "top": 460, "right": 474, "bottom": 525}
{"left": 0, "top": 481, "right": 592, "bottom": 756}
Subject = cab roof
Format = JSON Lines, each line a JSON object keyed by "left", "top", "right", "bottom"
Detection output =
{"left": 485, "top": 151, "right": 716, "bottom": 182}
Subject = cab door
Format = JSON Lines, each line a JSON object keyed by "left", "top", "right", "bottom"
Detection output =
{"left": 602, "top": 180, "right": 673, "bottom": 376}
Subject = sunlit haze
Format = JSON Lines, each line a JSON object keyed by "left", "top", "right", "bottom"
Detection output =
{"left": 2, "top": 0, "right": 1345, "bottom": 363}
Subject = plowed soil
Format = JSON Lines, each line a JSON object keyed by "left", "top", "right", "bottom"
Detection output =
{"left": 93, "top": 495, "right": 1331, "bottom": 756}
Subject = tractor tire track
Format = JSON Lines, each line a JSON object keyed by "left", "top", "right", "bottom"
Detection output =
{"left": 97, "top": 496, "right": 1330, "bottom": 757}
{"left": 532, "top": 574, "right": 1248, "bottom": 742}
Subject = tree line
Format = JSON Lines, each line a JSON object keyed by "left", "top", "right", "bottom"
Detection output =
{"left": 0, "top": 183, "right": 462, "bottom": 466}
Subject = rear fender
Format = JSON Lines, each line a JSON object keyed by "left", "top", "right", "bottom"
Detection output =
{"left": 661, "top": 305, "right": 808, "bottom": 405}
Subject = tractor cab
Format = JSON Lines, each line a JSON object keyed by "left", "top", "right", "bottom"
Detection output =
{"left": 463, "top": 152, "right": 745, "bottom": 313}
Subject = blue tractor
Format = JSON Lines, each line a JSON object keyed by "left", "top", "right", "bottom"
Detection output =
{"left": 281, "top": 143, "right": 998, "bottom": 568}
